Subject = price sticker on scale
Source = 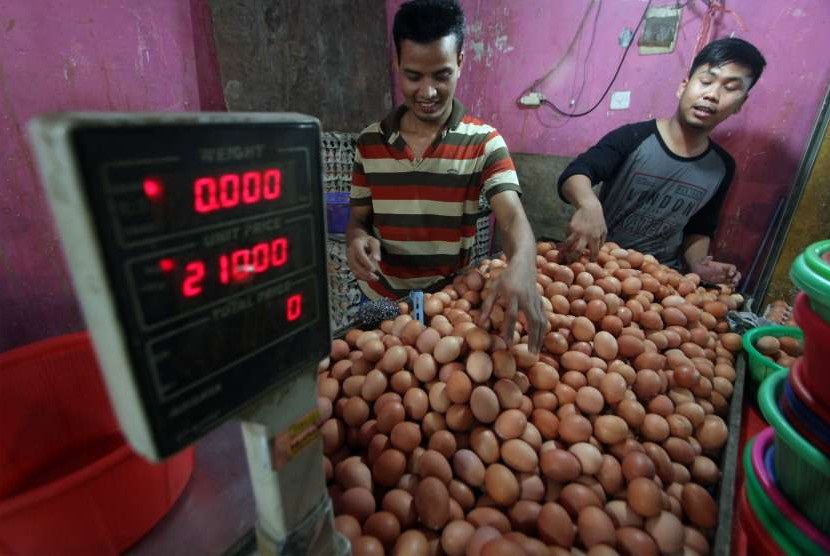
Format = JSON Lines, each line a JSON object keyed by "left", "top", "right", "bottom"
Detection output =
{"left": 29, "top": 114, "right": 331, "bottom": 459}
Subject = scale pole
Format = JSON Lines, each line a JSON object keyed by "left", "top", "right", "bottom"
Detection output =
{"left": 239, "top": 368, "right": 349, "bottom": 555}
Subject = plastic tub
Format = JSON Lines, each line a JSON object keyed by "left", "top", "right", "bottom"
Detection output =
{"left": 790, "top": 239, "right": 830, "bottom": 321}
{"left": 781, "top": 396, "right": 829, "bottom": 458}
{"left": 793, "top": 291, "right": 830, "bottom": 408}
{"left": 758, "top": 369, "right": 830, "bottom": 534}
{"left": 751, "top": 427, "right": 830, "bottom": 553}
{"left": 0, "top": 333, "right": 194, "bottom": 554}
{"left": 784, "top": 379, "right": 830, "bottom": 443}
{"left": 790, "top": 357, "right": 830, "bottom": 426}
{"left": 742, "top": 436, "right": 797, "bottom": 555}
{"left": 326, "top": 191, "right": 350, "bottom": 234}
{"left": 742, "top": 325, "right": 802, "bottom": 382}
{"left": 782, "top": 378, "right": 830, "bottom": 455}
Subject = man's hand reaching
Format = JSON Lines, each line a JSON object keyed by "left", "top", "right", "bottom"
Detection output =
{"left": 691, "top": 256, "right": 741, "bottom": 287}
{"left": 564, "top": 199, "right": 607, "bottom": 261}
{"left": 478, "top": 262, "right": 546, "bottom": 354}
{"left": 347, "top": 235, "right": 381, "bottom": 282}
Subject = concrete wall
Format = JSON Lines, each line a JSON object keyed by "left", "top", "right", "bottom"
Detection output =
{"left": 208, "top": 0, "right": 392, "bottom": 132}
{"left": 0, "top": 0, "right": 223, "bottom": 351}
{"left": 765, "top": 104, "right": 830, "bottom": 305}
{"left": 386, "top": 0, "right": 830, "bottom": 276}
{"left": 512, "top": 152, "right": 577, "bottom": 242}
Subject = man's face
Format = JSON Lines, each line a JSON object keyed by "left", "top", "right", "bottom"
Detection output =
{"left": 676, "top": 63, "right": 754, "bottom": 131}
{"left": 397, "top": 35, "right": 463, "bottom": 124}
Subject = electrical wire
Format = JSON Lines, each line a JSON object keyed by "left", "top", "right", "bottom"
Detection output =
{"left": 518, "top": 1, "right": 598, "bottom": 99}
{"left": 542, "top": 0, "right": 653, "bottom": 118}
{"left": 568, "top": 0, "right": 604, "bottom": 112}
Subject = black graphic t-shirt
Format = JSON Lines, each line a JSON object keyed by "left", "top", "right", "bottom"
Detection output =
{"left": 557, "top": 120, "right": 734, "bottom": 269}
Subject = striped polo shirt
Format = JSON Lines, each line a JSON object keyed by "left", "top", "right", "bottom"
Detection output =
{"left": 350, "top": 99, "right": 521, "bottom": 299}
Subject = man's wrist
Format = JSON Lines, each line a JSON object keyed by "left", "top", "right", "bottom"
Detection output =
{"left": 346, "top": 224, "right": 369, "bottom": 245}
{"left": 576, "top": 197, "right": 602, "bottom": 210}
{"left": 507, "top": 247, "right": 536, "bottom": 278}
{"left": 686, "top": 255, "right": 707, "bottom": 272}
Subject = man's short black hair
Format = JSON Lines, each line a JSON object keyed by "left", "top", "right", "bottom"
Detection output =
{"left": 689, "top": 37, "right": 767, "bottom": 90}
{"left": 392, "top": 0, "right": 465, "bottom": 61}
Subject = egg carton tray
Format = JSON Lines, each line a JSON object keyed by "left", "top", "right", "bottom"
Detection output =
{"left": 322, "top": 132, "right": 357, "bottom": 194}
{"left": 326, "top": 236, "right": 362, "bottom": 333}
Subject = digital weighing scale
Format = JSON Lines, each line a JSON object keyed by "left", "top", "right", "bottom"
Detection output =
{"left": 29, "top": 113, "right": 346, "bottom": 555}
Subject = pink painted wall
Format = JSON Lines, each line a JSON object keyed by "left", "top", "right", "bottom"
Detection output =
{"left": 0, "top": 0, "right": 224, "bottom": 352}
{"left": 386, "top": 0, "right": 830, "bottom": 276}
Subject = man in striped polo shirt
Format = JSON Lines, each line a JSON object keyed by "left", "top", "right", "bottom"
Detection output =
{"left": 347, "top": 0, "right": 544, "bottom": 352}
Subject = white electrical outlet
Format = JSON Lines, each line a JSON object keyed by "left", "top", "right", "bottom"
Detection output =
{"left": 610, "top": 91, "right": 631, "bottom": 110}
{"left": 519, "top": 92, "right": 545, "bottom": 107}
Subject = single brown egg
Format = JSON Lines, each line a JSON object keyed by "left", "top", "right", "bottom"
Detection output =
{"left": 645, "top": 511, "right": 684, "bottom": 554}
{"left": 471, "top": 427, "right": 501, "bottom": 464}
{"left": 414, "top": 477, "right": 450, "bottom": 530}
{"left": 467, "top": 507, "right": 511, "bottom": 533}
{"left": 434, "top": 336, "right": 463, "bottom": 364}
{"left": 373, "top": 448, "right": 407, "bottom": 487}
{"left": 576, "top": 386, "right": 605, "bottom": 414}
{"left": 573, "top": 316, "right": 597, "bottom": 342}
{"left": 484, "top": 463, "right": 521, "bottom": 506}
{"left": 696, "top": 414, "right": 728, "bottom": 451}
{"left": 593, "top": 415, "right": 630, "bottom": 445}
{"left": 616, "top": 526, "right": 658, "bottom": 556}
{"left": 467, "top": 351, "right": 494, "bottom": 383}
{"left": 440, "top": 520, "right": 475, "bottom": 556}
{"left": 559, "top": 483, "right": 602, "bottom": 516}
{"left": 501, "top": 438, "right": 539, "bottom": 473}
{"left": 446, "top": 371, "right": 472, "bottom": 404}
{"left": 451, "top": 448, "right": 485, "bottom": 487}
{"left": 363, "top": 511, "right": 401, "bottom": 550}
{"left": 681, "top": 482, "right": 718, "bottom": 528}
{"left": 577, "top": 506, "right": 616, "bottom": 548}
{"left": 559, "top": 414, "right": 593, "bottom": 444}
{"left": 351, "top": 535, "right": 385, "bottom": 556}
{"left": 537, "top": 502, "right": 575, "bottom": 547}
{"left": 381, "top": 489, "right": 418, "bottom": 530}
{"left": 339, "top": 487, "right": 376, "bottom": 524}
{"left": 465, "top": 526, "right": 502, "bottom": 556}
{"left": 494, "top": 409, "right": 528, "bottom": 440}
{"left": 628, "top": 477, "right": 662, "bottom": 517}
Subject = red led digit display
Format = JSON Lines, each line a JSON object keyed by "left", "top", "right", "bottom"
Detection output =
{"left": 218, "top": 237, "right": 288, "bottom": 285}
{"left": 286, "top": 294, "right": 302, "bottom": 322}
{"left": 182, "top": 262, "right": 205, "bottom": 298}
{"left": 193, "top": 168, "right": 281, "bottom": 214}
{"left": 170, "top": 236, "right": 290, "bottom": 298}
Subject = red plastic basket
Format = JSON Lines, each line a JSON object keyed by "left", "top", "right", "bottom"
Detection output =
{"left": 793, "top": 292, "right": 830, "bottom": 409}
{"left": 791, "top": 356, "right": 830, "bottom": 425}
{"left": 0, "top": 332, "right": 194, "bottom": 554}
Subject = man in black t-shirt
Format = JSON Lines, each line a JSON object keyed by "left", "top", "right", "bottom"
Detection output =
{"left": 558, "top": 38, "right": 766, "bottom": 286}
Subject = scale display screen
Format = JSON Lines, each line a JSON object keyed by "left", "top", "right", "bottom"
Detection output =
{"left": 32, "top": 114, "right": 330, "bottom": 457}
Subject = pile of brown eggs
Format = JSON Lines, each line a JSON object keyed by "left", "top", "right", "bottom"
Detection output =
{"left": 316, "top": 242, "right": 744, "bottom": 556}
{"left": 754, "top": 335, "right": 802, "bottom": 369}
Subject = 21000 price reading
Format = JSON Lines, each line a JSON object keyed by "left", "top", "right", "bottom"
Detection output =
{"left": 159, "top": 235, "right": 289, "bottom": 299}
